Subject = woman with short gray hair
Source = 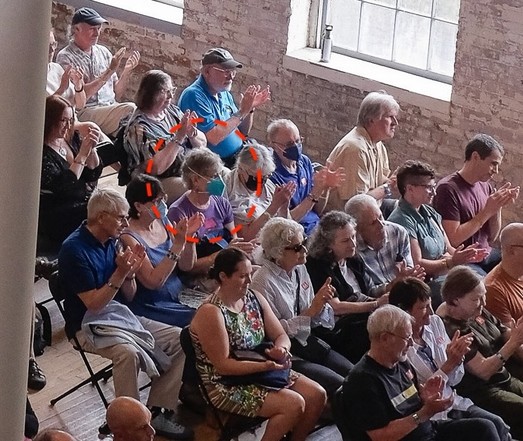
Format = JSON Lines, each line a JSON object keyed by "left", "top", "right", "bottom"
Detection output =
{"left": 225, "top": 140, "right": 295, "bottom": 241}
{"left": 251, "top": 217, "right": 352, "bottom": 397}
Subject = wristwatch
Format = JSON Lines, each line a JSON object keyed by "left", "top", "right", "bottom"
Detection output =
{"left": 383, "top": 183, "right": 392, "bottom": 198}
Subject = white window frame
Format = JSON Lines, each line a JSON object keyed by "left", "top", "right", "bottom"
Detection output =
{"left": 318, "top": 0, "right": 459, "bottom": 84}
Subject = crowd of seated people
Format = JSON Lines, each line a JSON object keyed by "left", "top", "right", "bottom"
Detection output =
{"left": 30, "top": 4, "right": 523, "bottom": 441}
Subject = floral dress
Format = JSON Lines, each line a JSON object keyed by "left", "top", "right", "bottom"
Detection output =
{"left": 191, "top": 290, "right": 293, "bottom": 417}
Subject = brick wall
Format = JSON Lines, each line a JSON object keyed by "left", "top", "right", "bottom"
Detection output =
{"left": 52, "top": 0, "right": 523, "bottom": 221}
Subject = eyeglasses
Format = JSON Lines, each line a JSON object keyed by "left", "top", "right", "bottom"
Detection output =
{"left": 510, "top": 244, "right": 523, "bottom": 248}
{"left": 105, "top": 211, "right": 130, "bottom": 224}
{"left": 386, "top": 332, "right": 414, "bottom": 345}
{"left": 49, "top": 42, "right": 58, "bottom": 50}
{"left": 284, "top": 239, "right": 308, "bottom": 253}
{"left": 412, "top": 183, "right": 436, "bottom": 192}
{"left": 160, "top": 86, "right": 177, "bottom": 96}
{"left": 273, "top": 137, "right": 304, "bottom": 150}
{"left": 152, "top": 194, "right": 167, "bottom": 205}
{"left": 60, "top": 117, "right": 74, "bottom": 126}
{"left": 211, "top": 66, "right": 237, "bottom": 77}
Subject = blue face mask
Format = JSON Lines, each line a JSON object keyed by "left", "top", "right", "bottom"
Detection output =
{"left": 156, "top": 199, "right": 168, "bottom": 219}
{"left": 283, "top": 143, "right": 303, "bottom": 161}
{"left": 207, "top": 176, "right": 225, "bottom": 196}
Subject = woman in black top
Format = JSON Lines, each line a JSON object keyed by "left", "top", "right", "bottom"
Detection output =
{"left": 39, "top": 95, "right": 103, "bottom": 245}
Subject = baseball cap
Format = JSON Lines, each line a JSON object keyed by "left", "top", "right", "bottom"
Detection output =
{"left": 72, "top": 7, "right": 108, "bottom": 26}
{"left": 202, "top": 48, "right": 243, "bottom": 69}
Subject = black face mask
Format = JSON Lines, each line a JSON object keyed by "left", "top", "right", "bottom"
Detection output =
{"left": 245, "top": 174, "right": 271, "bottom": 192}
{"left": 245, "top": 174, "right": 258, "bottom": 191}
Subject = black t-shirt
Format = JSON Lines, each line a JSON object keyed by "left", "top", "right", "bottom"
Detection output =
{"left": 342, "top": 355, "right": 436, "bottom": 441}
{"left": 442, "top": 309, "right": 510, "bottom": 394}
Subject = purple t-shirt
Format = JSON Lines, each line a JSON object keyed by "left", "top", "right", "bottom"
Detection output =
{"left": 167, "top": 193, "right": 234, "bottom": 239}
{"left": 433, "top": 172, "right": 493, "bottom": 250}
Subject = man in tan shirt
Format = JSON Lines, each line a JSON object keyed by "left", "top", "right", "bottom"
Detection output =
{"left": 326, "top": 90, "right": 399, "bottom": 213}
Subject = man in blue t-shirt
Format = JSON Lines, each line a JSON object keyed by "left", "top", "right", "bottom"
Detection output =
{"left": 178, "top": 47, "right": 270, "bottom": 168}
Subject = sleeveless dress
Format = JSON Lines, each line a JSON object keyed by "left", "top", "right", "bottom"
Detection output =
{"left": 121, "top": 227, "right": 195, "bottom": 327}
{"left": 191, "top": 290, "right": 296, "bottom": 417}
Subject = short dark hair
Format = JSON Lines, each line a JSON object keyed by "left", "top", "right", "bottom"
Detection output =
{"left": 135, "top": 70, "right": 172, "bottom": 111}
{"left": 208, "top": 248, "right": 249, "bottom": 282}
{"left": 441, "top": 265, "right": 482, "bottom": 305}
{"left": 44, "top": 95, "right": 73, "bottom": 141}
{"left": 396, "top": 160, "right": 436, "bottom": 197}
{"left": 389, "top": 277, "right": 431, "bottom": 311}
{"left": 464, "top": 134, "right": 504, "bottom": 160}
{"left": 125, "top": 174, "right": 164, "bottom": 219}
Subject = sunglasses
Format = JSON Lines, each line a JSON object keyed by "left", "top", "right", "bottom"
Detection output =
{"left": 284, "top": 239, "right": 307, "bottom": 252}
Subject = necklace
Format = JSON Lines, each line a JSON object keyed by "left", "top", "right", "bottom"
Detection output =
{"left": 48, "top": 139, "right": 68, "bottom": 160}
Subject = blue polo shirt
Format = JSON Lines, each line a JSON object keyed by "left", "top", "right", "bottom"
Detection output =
{"left": 59, "top": 222, "right": 122, "bottom": 339}
{"left": 178, "top": 75, "right": 242, "bottom": 159}
{"left": 270, "top": 152, "right": 319, "bottom": 235}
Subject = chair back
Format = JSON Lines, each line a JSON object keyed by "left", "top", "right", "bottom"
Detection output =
{"left": 332, "top": 385, "right": 355, "bottom": 441}
{"left": 180, "top": 326, "right": 201, "bottom": 387}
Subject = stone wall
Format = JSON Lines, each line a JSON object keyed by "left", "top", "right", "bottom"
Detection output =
{"left": 52, "top": 0, "right": 523, "bottom": 221}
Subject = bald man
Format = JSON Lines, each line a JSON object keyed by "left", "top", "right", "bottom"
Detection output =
{"left": 484, "top": 223, "right": 523, "bottom": 327}
{"left": 33, "top": 429, "right": 77, "bottom": 441}
{"left": 107, "top": 397, "right": 155, "bottom": 441}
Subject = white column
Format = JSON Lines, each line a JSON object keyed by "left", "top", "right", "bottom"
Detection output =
{"left": 0, "top": 0, "right": 52, "bottom": 439}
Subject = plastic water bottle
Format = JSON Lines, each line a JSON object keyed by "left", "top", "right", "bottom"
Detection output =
{"left": 320, "top": 25, "right": 333, "bottom": 63}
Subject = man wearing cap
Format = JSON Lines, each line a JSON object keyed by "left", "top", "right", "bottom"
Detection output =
{"left": 178, "top": 47, "right": 270, "bottom": 168}
{"left": 57, "top": 7, "right": 140, "bottom": 136}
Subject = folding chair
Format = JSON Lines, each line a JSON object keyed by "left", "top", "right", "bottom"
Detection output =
{"left": 332, "top": 385, "right": 356, "bottom": 441}
{"left": 47, "top": 271, "right": 113, "bottom": 408}
{"left": 179, "top": 326, "right": 266, "bottom": 441}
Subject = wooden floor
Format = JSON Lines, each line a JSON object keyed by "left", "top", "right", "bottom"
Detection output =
{"left": 30, "top": 172, "right": 342, "bottom": 441}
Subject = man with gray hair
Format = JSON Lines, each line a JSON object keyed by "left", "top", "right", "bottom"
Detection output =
{"left": 326, "top": 90, "right": 399, "bottom": 212}
{"left": 178, "top": 47, "right": 270, "bottom": 167}
{"left": 107, "top": 397, "right": 155, "bottom": 441}
{"left": 57, "top": 7, "right": 140, "bottom": 136}
{"left": 33, "top": 429, "right": 77, "bottom": 441}
{"left": 59, "top": 188, "right": 193, "bottom": 439}
{"left": 336, "top": 305, "right": 501, "bottom": 441}
{"left": 345, "top": 194, "right": 425, "bottom": 296}
{"left": 267, "top": 118, "right": 345, "bottom": 235}
{"left": 485, "top": 222, "right": 523, "bottom": 327}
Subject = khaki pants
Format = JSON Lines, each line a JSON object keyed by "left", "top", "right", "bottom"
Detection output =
{"left": 76, "top": 316, "right": 184, "bottom": 410}
{"left": 77, "top": 102, "right": 136, "bottom": 137}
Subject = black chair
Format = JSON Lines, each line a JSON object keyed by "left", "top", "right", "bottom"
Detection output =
{"left": 47, "top": 271, "right": 113, "bottom": 408}
{"left": 332, "top": 385, "right": 356, "bottom": 441}
{"left": 179, "top": 326, "right": 266, "bottom": 441}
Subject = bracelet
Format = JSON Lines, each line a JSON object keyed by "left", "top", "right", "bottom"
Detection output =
{"left": 307, "top": 193, "right": 320, "bottom": 203}
{"left": 107, "top": 281, "right": 120, "bottom": 291}
{"left": 167, "top": 250, "right": 180, "bottom": 261}
{"left": 411, "top": 413, "right": 421, "bottom": 426}
{"left": 495, "top": 352, "right": 507, "bottom": 364}
{"left": 74, "top": 85, "right": 84, "bottom": 93}
{"left": 383, "top": 183, "right": 392, "bottom": 198}
{"left": 74, "top": 159, "right": 86, "bottom": 166}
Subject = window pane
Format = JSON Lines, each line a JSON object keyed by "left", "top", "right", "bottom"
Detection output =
{"left": 434, "top": 0, "right": 459, "bottom": 23}
{"left": 366, "top": 0, "right": 397, "bottom": 7}
{"left": 428, "top": 20, "right": 458, "bottom": 76}
{"left": 393, "top": 11, "right": 430, "bottom": 69}
{"left": 330, "top": 0, "right": 361, "bottom": 51}
{"left": 359, "top": 3, "right": 395, "bottom": 59}
{"left": 397, "top": 0, "right": 432, "bottom": 16}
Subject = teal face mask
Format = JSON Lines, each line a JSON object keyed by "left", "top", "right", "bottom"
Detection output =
{"left": 207, "top": 176, "right": 225, "bottom": 196}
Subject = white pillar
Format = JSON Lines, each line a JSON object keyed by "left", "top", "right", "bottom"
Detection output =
{"left": 0, "top": 0, "right": 52, "bottom": 439}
